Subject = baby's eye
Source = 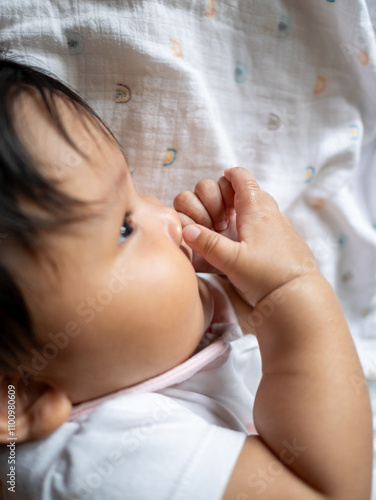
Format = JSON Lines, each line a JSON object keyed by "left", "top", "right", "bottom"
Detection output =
{"left": 119, "top": 216, "right": 133, "bottom": 243}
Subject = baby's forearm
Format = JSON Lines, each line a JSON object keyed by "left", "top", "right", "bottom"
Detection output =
{"left": 253, "top": 272, "right": 372, "bottom": 500}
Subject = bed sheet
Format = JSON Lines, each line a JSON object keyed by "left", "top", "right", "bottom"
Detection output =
{"left": 1, "top": 0, "right": 376, "bottom": 496}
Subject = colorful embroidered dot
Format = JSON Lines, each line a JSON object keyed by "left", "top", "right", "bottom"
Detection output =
{"left": 115, "top": 84, "right": 131, "bottom": 104}
{"left": 163, "top": 148, "right": 178, "bottom": 167}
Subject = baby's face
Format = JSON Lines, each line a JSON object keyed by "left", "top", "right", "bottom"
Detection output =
{"left": 13, "top": 92, "right": 213, "bottom": 403}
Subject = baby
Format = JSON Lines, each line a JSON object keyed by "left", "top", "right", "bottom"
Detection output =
{"left": 0, "top": 58, "right": 372, "bottom": 500}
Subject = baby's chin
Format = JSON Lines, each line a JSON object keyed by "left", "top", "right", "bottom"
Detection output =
{"left": 197, "top": 276, "right": 214, "bottom": 332}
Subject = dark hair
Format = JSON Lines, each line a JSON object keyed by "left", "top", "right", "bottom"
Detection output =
{"left": 0, "top": 52, "right": 113, "bottom": 374}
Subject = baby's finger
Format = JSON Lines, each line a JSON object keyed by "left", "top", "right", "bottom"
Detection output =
{"left": 177, "top": 211, "right": 195, "bottom": 229}
{"left": 218, "top": 176, "right": 235, "bottom": 214}
{"left": 183, "top": 224, "right": 239, "bottom": 281}
{"left": 194, "top": 179, "right": 228, "bottom": 231}
{"left": 224, "top": 167, "right": 279, "bottom": 239}
{"left": 173, "top": 190, "right": 214, "bottom": 229}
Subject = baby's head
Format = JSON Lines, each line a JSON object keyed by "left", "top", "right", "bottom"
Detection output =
{"left": 0, "top": 57, "right": 213, "bottom": 442}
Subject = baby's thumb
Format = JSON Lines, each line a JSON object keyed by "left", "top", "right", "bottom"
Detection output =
{"left": 183, "top": 224, "right": 238, "bottom": 276}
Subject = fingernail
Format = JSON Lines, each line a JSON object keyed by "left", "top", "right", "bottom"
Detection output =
{"left": 215, "top": 220, "right": 228, "bottom": 231}
{"left": 183, "top": 225, "right": 201, "bottom": 242}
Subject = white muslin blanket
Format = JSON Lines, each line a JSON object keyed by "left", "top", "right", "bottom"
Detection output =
{"left": 1, "top": 0, "right": 376, "bottom": 495}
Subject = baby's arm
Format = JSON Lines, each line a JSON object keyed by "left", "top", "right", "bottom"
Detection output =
{"left": 176, "top": 168, "right": 372, "bottom": 500}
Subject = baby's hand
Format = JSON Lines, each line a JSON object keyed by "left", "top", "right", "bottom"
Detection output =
{"left": 174, "top": 176, "right": 238, "bottom": 273}
{"left": 182, "top": 167, "right": 318, "bottom": 306}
